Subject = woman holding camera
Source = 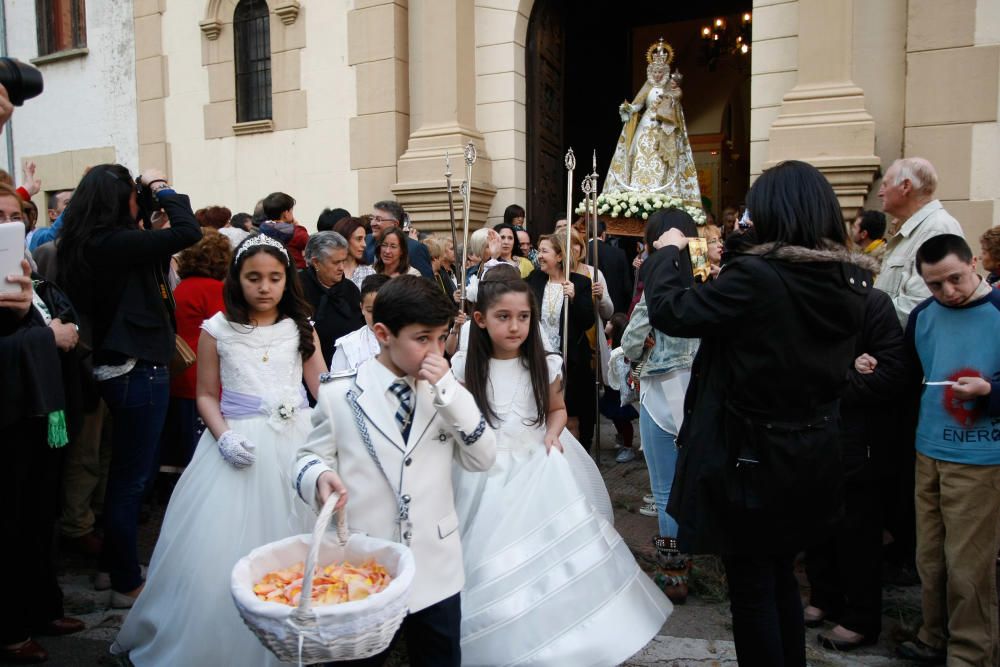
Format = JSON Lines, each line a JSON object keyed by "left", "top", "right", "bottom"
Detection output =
{"left": 643, "top": 161, "right": 871, "bottom": 666}
{"left": 58, "top": 166, "right": 201, "bottom": 608}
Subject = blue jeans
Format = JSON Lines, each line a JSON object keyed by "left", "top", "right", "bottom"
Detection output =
{"left": 99, "top": 361, "right": 170, "bottom": 593}
{"left": 639, "top": 403, "right": 679, "bottom": 538}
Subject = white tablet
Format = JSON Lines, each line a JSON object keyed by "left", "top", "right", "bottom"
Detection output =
{"left": 0, "top": 221, "right": 26, "bottom": 294}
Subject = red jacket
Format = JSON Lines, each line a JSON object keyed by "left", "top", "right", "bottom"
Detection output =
{"left": 170, "top": 276, "right": 225, "bottom": 399}
{"left": 288, "top": 224, "right": 309, "bottom": 269}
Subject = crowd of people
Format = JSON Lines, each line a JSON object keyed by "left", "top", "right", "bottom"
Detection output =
{"left": 2, "top": 76, "right": 998, "bottom": 667}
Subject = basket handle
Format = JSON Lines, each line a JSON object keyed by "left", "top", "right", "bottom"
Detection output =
{"left": 295, "top": 491, "right": 349, "bottom": 618}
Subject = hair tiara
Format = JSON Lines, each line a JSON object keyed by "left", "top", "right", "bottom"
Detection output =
{"left": 235, "top": 234, "right": 290, "bottom": 264}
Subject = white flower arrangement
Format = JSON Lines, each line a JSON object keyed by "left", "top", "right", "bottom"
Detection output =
{"left": 266, "top": 391, "right": 302, "bottom": 431}
{"left": 576, "top": 192, "right": 707, "bottom": 225}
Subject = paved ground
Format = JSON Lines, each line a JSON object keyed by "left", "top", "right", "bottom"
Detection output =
{"left": 13, "top": 419, "right": 924, "bottom": 666}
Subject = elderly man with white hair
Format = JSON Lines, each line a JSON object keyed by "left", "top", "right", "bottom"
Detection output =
{"left": 874, "top": 157, "right": 964, "bottom": 327}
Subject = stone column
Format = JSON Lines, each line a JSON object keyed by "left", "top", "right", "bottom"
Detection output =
{"left": 391, "top": 0, "right": 496, "bottom": 231}
{"left": 764, "top": 0, "right": 879, "bottom": 216}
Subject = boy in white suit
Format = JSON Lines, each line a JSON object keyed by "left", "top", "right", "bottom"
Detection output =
{"left": 293, "top": 275, "right": 496, "bottom": 667}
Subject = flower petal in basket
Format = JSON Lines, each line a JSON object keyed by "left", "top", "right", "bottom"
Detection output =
{"left": 232, "top": 493, "right": 416, "bottom": 664}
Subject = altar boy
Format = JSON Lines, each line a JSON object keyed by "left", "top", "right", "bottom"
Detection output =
{"left": 293, "top": 275, "right": 496, "bottom": 667}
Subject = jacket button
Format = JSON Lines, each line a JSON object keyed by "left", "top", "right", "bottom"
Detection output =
{"left": 402, "top": 494, "right": 411, "bottom": 504}
{"left": 849, "top": 277, "right": 856, "bottom": 285}
{"left": 405, "top": 457, "right": 413, "bottom": 466}
{"left": 403, "top": 530, "right": 412, "bottom": 541}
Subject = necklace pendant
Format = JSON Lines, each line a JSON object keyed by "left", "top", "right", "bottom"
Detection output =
{"left": 262, "top": 354, "right": 269, "bottom": 363}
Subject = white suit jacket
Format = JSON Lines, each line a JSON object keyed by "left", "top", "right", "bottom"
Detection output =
{"left": 293, "top": 358, "right": 496, "bottom": 612}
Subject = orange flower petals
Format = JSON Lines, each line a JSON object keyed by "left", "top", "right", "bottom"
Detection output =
{"left": 253, "top": 559, "right": 392, "bottom": 607}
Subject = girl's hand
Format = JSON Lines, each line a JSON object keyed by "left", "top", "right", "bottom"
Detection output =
{"left": 0, "top": 259, "right": 33, "bottom": 319}
{"left": 561, "top": 280, "right": 575, "bottom": 300}
{"left": 454, "top": 310, "right": 467, "bottom": 328}
{"left": 316, "top": 470, "right": 348, "bottom": 511}
{"left": 654, "top": 227, "right": 688, "bottom": 251}
{"left": 952, "top": 376, "right": 991, "bottom": 400}
{"left": 49, "top": 318, "right": 79, "bottom": 351}
{"left": 632, "top": 256, "right": 643, "bottom": 270}
{"left": 419, "top": 353, "right": 450, "bottom": 385}
{"left": 544, "top": 433, "right": 564, "bottom": 454}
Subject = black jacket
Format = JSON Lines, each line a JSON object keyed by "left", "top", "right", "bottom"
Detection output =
{"left": 299, "top": 267, "right": 364, "bottom": 367}
{"left": 839, "top": 288, "right": 908, "bottom": 481}
{"left": 526, "top": 269, "right": 595, "bottom": 370}
{"left": 77, "top": 192, "right": 201, "bottom": 366}
{"left": 589, "top": 239, "right": 632, "bottom": 315}
{"left": 644, "top": 241, "right": 873, "bottom": 555}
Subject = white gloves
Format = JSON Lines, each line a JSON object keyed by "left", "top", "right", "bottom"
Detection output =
{"left": 217, "top": 430, "right": 257, "bottom": 469}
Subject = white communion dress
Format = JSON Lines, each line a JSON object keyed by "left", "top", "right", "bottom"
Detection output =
{"left": 112, "top": 313, "right": 314, "bottom": 666}
{"left": 452, "top": 353, "right": 672, "bottom": 667}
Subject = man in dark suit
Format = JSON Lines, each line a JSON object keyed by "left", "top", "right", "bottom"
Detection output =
{"left": 363, "top": 199, "right": 434, "bottom": 278}
{"left": 587, "top": 221, "right": 632, "bottom": 314}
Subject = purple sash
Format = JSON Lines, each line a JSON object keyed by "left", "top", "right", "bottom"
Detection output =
{"left": 220, "top": 387, "right": 308, "bottom": 418}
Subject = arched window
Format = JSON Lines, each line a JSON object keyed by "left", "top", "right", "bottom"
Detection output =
{"left": 234, "top": 0, "right": 271, "bottom": 122}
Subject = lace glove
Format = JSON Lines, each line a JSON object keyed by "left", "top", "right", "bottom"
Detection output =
{"left": 217, "top": 430, "right": 257, "bottom": 469}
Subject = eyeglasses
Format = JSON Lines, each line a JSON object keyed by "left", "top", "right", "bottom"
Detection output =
{"left": 371, "top": 215, "right": 397, "bottom": 224}
{"left": 0, "top": 214, "right": 24, "bottom": 223}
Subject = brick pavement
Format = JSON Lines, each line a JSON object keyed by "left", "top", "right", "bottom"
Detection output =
{"left": 15, "top": 420, "right": 922, "bottom": 666}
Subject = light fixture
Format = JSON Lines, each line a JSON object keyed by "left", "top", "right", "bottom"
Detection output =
{"left": 699, "top": 11, "right": 752, "bottom": 70}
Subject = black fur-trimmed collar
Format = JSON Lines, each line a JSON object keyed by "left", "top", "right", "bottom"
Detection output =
{"left": 740, "top": 241, "right": 880, "bottom": 273}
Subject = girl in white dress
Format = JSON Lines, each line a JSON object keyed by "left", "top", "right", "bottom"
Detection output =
{"left": 451, "top": 270, "right": 672, "bottom": 667}
{"left": 112, "top": 235, "right": 326, "bottom": 666}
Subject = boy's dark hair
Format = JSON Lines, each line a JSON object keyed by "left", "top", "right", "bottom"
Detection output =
{"left": 465, "top": 272, "right": 551, "bottom": 429}
{"left": 317, "top": 207, "right": 350, "bottom": 232}
{"left": 262, "top": 192, "right": 296, "bottom": 220}
{"left": 607, "top": 312, "right": 629, "bottom": 349}
{"left": 360, "top": 273, "right": 392, "bottom": 300}
{"left": 230, "top": 212, "right": 253, "bottom": 231}
{"left": 916, "top": 234, "right": 973, "bottom": 274}
{"left": 372, "top": 274, "right": 456, "bottom": 335}
{"left": 857, "top": 209, "right": 887, "bottom": 241}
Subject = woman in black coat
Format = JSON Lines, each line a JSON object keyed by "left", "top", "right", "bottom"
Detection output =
{"left": 643, "top": 160, "right": 870, "bottom": 666}
{"left": 299, "top": 231, "right": 363, "bottom": 369}
{"left": 527, "top": 233, "right": 595, "bottom": 438}
{"left": 58, "top": 165, "right": 201, "bottom": 608}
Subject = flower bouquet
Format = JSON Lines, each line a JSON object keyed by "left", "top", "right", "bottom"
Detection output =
{"left": 575, "top": 192, "right": 706, "bottom": 237}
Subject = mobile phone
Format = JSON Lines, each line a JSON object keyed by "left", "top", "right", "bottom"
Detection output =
{"left": 0, "top": 221, "right": 25, "bottom": 294}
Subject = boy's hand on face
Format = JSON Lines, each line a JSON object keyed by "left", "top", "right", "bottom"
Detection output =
{"left": 419, "top": 353, "right": 450, "bottom": 385}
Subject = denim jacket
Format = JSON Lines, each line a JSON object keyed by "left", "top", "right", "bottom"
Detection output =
{"left": 621, "top": 293, "right": 699, "bottom": 377}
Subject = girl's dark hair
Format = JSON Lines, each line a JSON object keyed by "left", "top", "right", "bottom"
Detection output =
{"left": 745, "top": 159, "right": 847, "bottom": 249}
{"left": 223, "top": 239, "right": 316, "bottom": 360}
{"left": 57, "top": 164, "right": 136, "bottom": 292}
{"left": 607, "top": 312, "right": 629, "bottom": 349}
{"left": 492, "top": 221, "right": 525, "bottom": 258}
{"left": 465, "top": 272, "right": 551, "bottom": 429}
{"left": 503, "top": 204, "right": 525, "bottom": 226}
{"left": 374, "top": 227, "right": 411, "bottom": 275}
{"left": 644, "top": 207, "right": 697, "bottom": 255}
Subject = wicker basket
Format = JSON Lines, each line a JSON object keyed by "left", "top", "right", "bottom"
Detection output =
{"left": 231, "top": 493, "right": 415, "bottom": 665}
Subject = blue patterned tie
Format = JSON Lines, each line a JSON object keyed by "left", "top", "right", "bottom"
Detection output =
{"left": 390, "top": 379, "right": 414, "bottom": 442}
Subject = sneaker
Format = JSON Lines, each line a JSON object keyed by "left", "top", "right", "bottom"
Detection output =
{"left": 643, "top": 493, "right": 654, "bottom": 505}
{"left": 896, "top": 638, "right": 946, "bottom": 664}
{"left": 639, "top": 502, "right": 657, "bottom": 517}
{"left": 615, "top": 447, "right": 636, "bottom": 463}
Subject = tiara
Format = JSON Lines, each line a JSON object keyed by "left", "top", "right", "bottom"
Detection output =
{"left": 235, "top": 234, "right": 290, "bottom": 264}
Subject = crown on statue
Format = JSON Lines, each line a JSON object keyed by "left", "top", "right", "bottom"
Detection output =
{"left": 646, "top": 38, "right": 674, "bottom": 67}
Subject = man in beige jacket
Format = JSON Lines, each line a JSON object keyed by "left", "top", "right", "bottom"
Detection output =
{"left": 874, "top": 157, "right": 964, "bottom": 328}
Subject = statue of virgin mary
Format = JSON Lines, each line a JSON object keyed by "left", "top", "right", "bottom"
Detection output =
{"left": 603, "top": 39, "right": 702, "bottom": 209}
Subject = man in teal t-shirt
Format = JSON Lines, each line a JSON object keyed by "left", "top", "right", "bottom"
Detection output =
{"left": 897, "top": 234, "right": 1000, "bottom": 666}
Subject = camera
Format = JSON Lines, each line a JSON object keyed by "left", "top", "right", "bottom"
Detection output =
{"left": 0, "top": 58, "right": 43, "bottom": 106}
